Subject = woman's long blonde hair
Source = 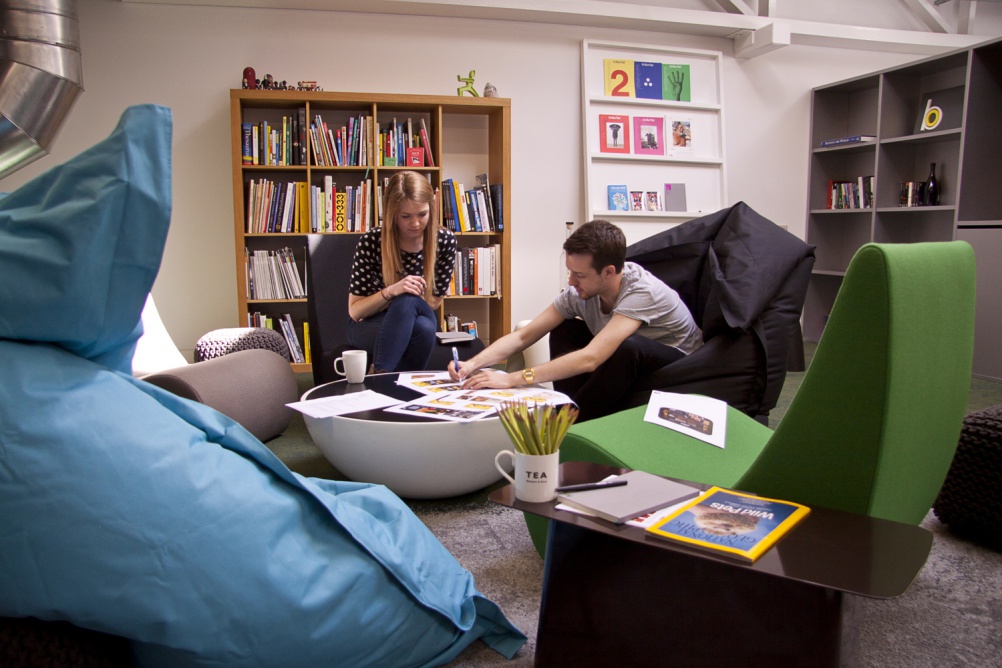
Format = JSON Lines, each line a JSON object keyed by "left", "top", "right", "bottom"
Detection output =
{"left": 381, "top": 171, "right": 439, "bottom": 297}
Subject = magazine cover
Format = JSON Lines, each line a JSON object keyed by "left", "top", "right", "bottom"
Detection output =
{"left": 599, "top": 114, "right": 631, "bottom": 154}
{"left": 603, "top": 58, "right": 635, "bottom": 97}
{"left": 645, "top": 486, "right": 811, "bottom": 562}
{"left": 662, "top": 63, "right": 691, "bottom": 102}
{"left": 633, "top": 116, "right": 665, "bottom": 156}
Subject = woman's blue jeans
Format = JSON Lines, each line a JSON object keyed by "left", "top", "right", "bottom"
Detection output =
{"left": 346, "top": 293, "right": 437, "bottom": 372}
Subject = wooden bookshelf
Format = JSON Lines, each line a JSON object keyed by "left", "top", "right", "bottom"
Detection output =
{"left": 229, "top": 89, "right": 511, "bottom": 374}
{"left": 803, "top": 37, "right": 1002, "bottom": 379}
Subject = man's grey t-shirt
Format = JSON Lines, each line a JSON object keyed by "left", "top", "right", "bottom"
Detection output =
{"left": 552, "top": 261, "right": 703, "bottom": 354}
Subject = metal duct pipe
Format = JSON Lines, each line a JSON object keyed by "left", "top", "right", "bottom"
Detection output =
{"left": 0, "top": 0, "right": 83, "bottom": 180}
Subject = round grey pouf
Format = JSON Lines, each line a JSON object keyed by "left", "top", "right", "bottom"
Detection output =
{"left": 195, "top": 327, "right": 290, "bottom": 362}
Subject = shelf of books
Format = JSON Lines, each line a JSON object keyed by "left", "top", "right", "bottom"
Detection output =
{"left": 581, "top": 39, "right": 727, "bottom": 240}
{"left": 230, "top": 90, "right": 511, "bottom": 373}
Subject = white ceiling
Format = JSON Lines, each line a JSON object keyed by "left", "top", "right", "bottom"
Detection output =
{"left": 119, "top": 0, "right": 996, "bottom": 58}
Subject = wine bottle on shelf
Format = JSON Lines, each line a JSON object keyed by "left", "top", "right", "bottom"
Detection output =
{"left": 925, "top": 162, "right": 939, "bottom": 206}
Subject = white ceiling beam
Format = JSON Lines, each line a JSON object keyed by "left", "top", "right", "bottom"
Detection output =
{"left": 758, "top": 0, "right": 774, "bottom": 17}
{"left": 120, "top": 0, "right": 986, "bottom": 56}
{"left": 901, "top": 0, "right": 953, "bottom": 33}
{"left": 733, "top": 20, "right": 791, "bottom": 58}
{"left": 958, "top": 0, "right": 978, "bottom": 35}
{"left": 713, "top": 0, "right": 756, "bottom": 15}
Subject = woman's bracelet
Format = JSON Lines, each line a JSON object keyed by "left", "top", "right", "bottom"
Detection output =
{"left": 380, "top": 289, "right": 392, "bottom": 302}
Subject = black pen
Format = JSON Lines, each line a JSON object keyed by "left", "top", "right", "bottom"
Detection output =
{"left": 555, "top": 479, "right": 628, "bottom": 493}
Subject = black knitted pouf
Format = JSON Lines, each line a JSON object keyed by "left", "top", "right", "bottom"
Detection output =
{"left": 194, "top": 327, "right": 290, "bottom": 362}
{"left": 933, "top": 404, "right": 1002, "bottom": 550}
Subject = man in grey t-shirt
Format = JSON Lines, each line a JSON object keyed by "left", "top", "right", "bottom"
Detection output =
{"left": 449, "top": 220, "right": 702, "bottom": 421}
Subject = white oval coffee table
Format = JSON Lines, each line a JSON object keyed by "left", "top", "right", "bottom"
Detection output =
{"left": 301, "top": 373, "right": 512, "bottom": 499}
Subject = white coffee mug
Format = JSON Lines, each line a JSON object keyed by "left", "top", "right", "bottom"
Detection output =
{"left": 494, "top": 450, "right": 560, "bottom": 503}
{"left": 334, "top": 350, "right": 367, "bottom": 384}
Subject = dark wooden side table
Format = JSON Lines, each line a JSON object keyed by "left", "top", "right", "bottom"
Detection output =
{"left": 489, "top": 462, "right": 933, "bottom": 667}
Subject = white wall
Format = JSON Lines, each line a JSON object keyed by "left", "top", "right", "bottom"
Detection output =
{"left": 0, "top": 0, "right": 967, "bottom": 356}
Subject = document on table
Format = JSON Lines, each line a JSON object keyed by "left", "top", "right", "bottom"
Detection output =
{"left": 643, "top": 390, "right": 727, "bottom": 448}
{"left": 286, "top": 390, "right": 403, "bottom": 418}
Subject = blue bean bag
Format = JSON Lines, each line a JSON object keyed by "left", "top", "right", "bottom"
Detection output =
{"left": 0, "top": 105, "right": 526, "bottom": 666}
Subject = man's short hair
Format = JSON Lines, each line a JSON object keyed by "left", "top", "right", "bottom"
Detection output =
{"left": 563, "top": 219, "right": 626, "bottom": 273}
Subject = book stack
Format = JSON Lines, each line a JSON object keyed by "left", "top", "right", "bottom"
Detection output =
{"left": 309, "top": 113, "right": 373, "bottom": 166}
{"left": 557, "top": 470, "right": 700, "bottom": 525}
{"left": 241, "top": 108, "right": 308, "bottom": 166}
{"left": 246, "top": 179, "right": 309, "bottom": 234}
{"left": 447, "top": 245, "right": 500, "bottom": 296}
{"left": 245, "top": 247, "right": 306, "bottom": 300}
{"left": 441, "top": 174, "right": 501, "bottom": 232}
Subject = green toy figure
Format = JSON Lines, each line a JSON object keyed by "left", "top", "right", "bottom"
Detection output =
{"left": 457, "top": 70, "right": 479, "bottom": 97}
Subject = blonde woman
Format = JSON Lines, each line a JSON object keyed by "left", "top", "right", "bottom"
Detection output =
{"left": 347, "top": 171, "right": 457, "bottom": 372}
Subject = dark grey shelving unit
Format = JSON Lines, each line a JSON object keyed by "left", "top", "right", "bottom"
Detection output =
{"left": 804, "top": 37, "right": 1002, "bottom": 380}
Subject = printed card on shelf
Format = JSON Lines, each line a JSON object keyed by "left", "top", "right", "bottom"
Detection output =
{"left": 632, "top": 116, "right": 665, "bottom": 156}
{"left": 599, "top": 114, "right": 631, "bottom": 154}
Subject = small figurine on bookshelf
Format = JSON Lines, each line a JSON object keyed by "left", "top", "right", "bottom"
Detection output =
{"left": 457, "top": 71, "right": 480, "bottom": 97}
{"left": 242, "top": 67, "right": 257, "bottom": 89}
{"left": 483, "top": 82, "right": 499, "bottom": 98}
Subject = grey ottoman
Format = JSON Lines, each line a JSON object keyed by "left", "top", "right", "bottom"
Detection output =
{"left": 933, "top": 404, "right": 1002, "bottom": 549}
{"left": 195, "top": 327, "right": 290, "bottom": 362}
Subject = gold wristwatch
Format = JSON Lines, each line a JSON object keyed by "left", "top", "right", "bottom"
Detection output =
{"left": 521, "top": 368, "right": 535, "bottom": 385}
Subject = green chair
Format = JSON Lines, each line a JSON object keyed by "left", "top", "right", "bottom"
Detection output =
{"left": 528, "top": 241, "right": 976, "bottom": 555}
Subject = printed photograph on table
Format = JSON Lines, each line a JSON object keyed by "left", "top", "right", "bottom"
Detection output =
{"left": 668, "top": 119, "right": 693, "bottom": 155}
{"left": 634, "top": 61, "right": 663, "bottom": 100}
{"left": 607, "top": 184, "right": 629, "bottom": 211}
{"left": 603, "top": 58, "right": 635, "bottom": 97}
{"left": 662, "top": 64, "right": 691, "bottom": 102}
{"left": 599, "top": 114, "right": 631, "bottom": 153}
{"left": 632, "top": 116, "right": 665, "bottom": 156}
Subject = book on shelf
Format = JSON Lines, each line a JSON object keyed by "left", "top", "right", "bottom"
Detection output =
{"left": 599, "top": 114, "right": 631, "bottom": 154}
{"left": 663, "top": 183, "right": 687, "bottom": 212}
{"left": 632, "top": 116, "right": 665, "bottom": 156}
{"left": 608, "top": 184, "right": 629, "bottom": 211}
{"left": 302, "top": 321, "right": 311, "bottom": 364}
{"left": 603, "top": 58, "right": 635, "bottom": 97}
{"left": 634, "top": 60, "right": 663, "bottom": 100}
{"left": 662, "top": 63, "right": 691, "bottom": 102}
{"left": 489, "top": 183, "right": 503, "bottom": 231}
{"left": 668, "top": 118, "right": 693, "bottom": 155}
{"left": 557, "top": 470, "right": 701, "bottom": 525}
{"left": 407, "top": 147, "right": 424, "bottom": 166}
{"left": 629, "top": 191, "right": 644, "bottom": 211}
{"left": 645, "top": 191, "right": 662, "bottom": 211}
{"left": 241, "top": 123, "right": 254, "bottom": 165}
{"left": 819, "top": 135, "right": 875, "bottom": 148}
{"left": 645, "top": 486, "right": 811, "bottom": 562}
{"left": 914, "top": 86, "right": 964, "bottom": 134}
{"left": 279, "top": 313, "right": 306, "bottom": 363}
{"left": 419, "top": 119, "right": 436, "bottom": 167}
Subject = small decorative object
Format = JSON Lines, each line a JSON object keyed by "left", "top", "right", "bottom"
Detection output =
{"left": 457, "top": 70, "right": 480, "bottom": 97}
{"left": 494, "top": 400, "right": 579, "bottom": 503}
{"left": 483, "top": 82, "right": 498, "bottom": 98}
{"left": 242, "top": 67, "right": 257, "bottom": 89}
{"left": 297, "top": 81, "right": 322, "bottom": 91}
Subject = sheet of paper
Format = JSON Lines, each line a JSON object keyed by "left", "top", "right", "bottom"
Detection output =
{"left": 643, "top": 390, "right": 727, "bottom": 448}
{"left": 286, "top": 390, "right": 403, "bottom": 419}
{"left": 396, "top": 371, "right": 465, "bottom": 396}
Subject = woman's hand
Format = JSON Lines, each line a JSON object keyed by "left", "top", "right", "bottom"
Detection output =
{"left": 388, "top": 274, "right": 427, "bottom": 298}
{"left": 461, "top": 369, "right": 516, "bottom": 390}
